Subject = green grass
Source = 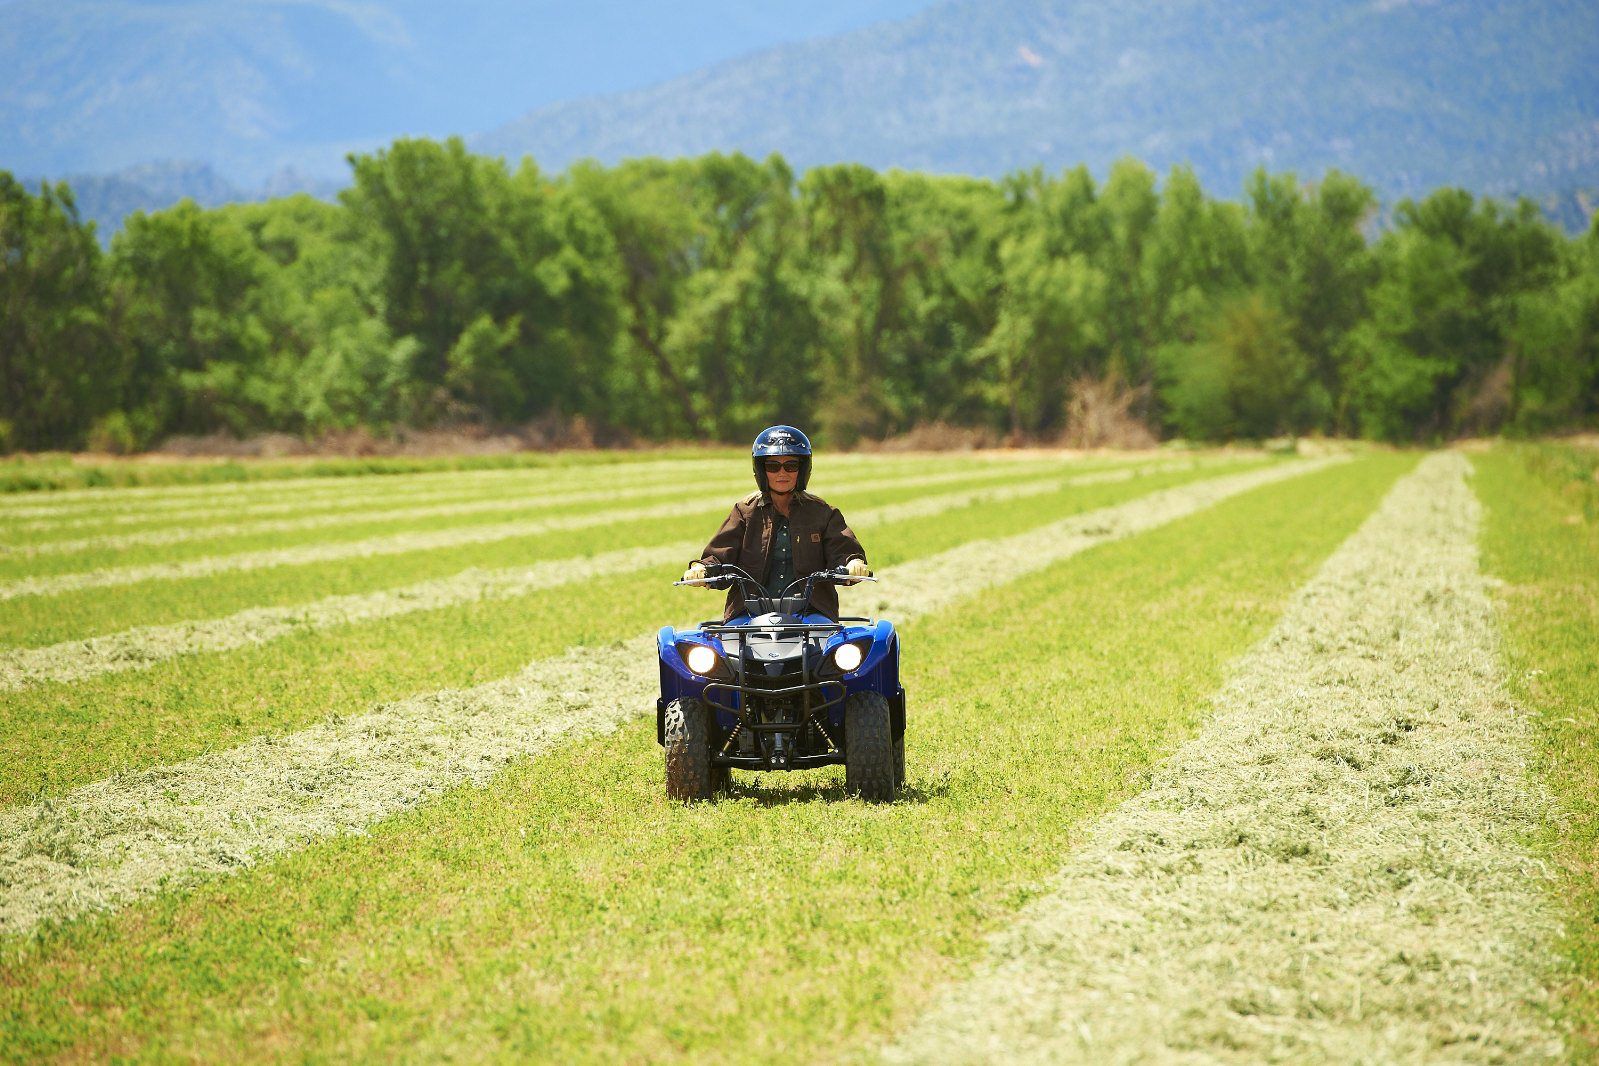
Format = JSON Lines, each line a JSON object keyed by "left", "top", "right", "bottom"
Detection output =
{"left": 0, "top": 453, "right": 1410, "bottom": 1062}
{"left": 0, "top": 458, "right": 1130, "bottom": 579}
{"left": 0, "top": 459, "right": 1251, "bottom": 648}
{"left": 0, "top": 447, "right": 749, "bottom": 495}
{"left": 0, "top": 459, "right": 1268, "bottom": 803}
{"left": 1474, "top": 442, "right": 1599, "bottom": 1062}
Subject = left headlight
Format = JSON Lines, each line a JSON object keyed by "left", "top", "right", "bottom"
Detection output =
{"left": 830, "top": 640, "right": 867, "bottom": 674}
{"left": 684, "top": 644, "right": 721, "bottom": 676}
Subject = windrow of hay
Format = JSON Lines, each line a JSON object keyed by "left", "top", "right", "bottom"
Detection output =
{"left": 0, "top": 449, "right": 996, "bottom": 521}
{"left": 2, "top": 456, "right": 1201, "bottom": 559}
{"left": 0, "top": 485, "right": 885, "bottom": 601}
{"left": 0, "top": 451, "right": 987, "bottom": 535}
{"left": 882, "top": 452, "right": 1564, "bottom": 1064}
{"left": 2, "top": 477, "right": 560, "bottom": 537}
{"left": 0, "top": 462, "right": 1211, "bottom": 688}
{"left": 0, "top": 455, "right": 746, "bottom": 516}
{"left": 0, "top": 456, "right": 1339, "bottom": 937}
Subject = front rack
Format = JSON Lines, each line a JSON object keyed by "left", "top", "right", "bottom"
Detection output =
{"left": 694, "top": 615, "right": 864, "bottom": 767}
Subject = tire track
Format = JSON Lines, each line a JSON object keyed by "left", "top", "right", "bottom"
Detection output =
{"left": 882, "top": 452, "right": 1563, "bottom": 1064}
{"left": 0, "top": 455, "right": 1340, "bottom": 937}
{"left": 0, "top": 459, "right": 1229, "bottom": 688}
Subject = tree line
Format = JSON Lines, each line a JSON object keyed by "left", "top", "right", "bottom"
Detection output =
{"left": 3, "top": 137, "right": 1596, "bottom": 453}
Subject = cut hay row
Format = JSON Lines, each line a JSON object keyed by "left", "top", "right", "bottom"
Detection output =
{"left": 0, "top": 451, "right": 1157, "bottom": 536}
{"left": 0, "top": 456, "right": 752, "bottom": 516}
{"left": 0, "top": 459, "right": 1242, "bottom": 688}
{"left": 0, "top": 457, "right": 756, "bottom": 527}
{"left": 0, "top": 455, "right": 1341, "bottom": 938}
{"left": 2, "top": 456, "right": 1207, "bottom": 560}
{"left": 882, "top": 452, "right": 1564, "bottom": 1064}
{"left": 0, "top": 471, "right": 703, "bottom": 538}
{"left": 0, "top": 457, "right": 1239, "bottom": 601}
{"left": 0, "top": 449, "right": 1083, "bottom": 522}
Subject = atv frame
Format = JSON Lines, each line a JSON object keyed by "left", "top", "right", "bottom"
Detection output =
{"left": 656, "top": 564, "right": 906, "bottom": 800}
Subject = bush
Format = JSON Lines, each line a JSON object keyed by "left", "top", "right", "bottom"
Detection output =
{"left": 85, "top": 411, "right": 141, "bottom": 455}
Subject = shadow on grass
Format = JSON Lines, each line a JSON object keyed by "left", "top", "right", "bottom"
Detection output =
{"left": 726, "top": 774, "right": 948, "bottom": 807}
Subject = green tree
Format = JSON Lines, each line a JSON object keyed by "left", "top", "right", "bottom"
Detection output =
{"left": 109, "top": 200, "right": 278, "bottom": 438}
{"left": 1160, "top": 293, "right": 1321, "bottom": 440}
{"left": 0, "top": 174, "right": 109, "bottom": 451}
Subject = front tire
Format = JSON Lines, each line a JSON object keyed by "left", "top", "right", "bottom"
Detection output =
{"left": 665, "top": 698, "right": 715, "bottom": 801}
{"left": 845, "top": 691, "right": 897, "bottom": 802}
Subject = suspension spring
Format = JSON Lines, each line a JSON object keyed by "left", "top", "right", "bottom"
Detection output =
{"left": 811, "top": 716, "right": 839, "bottom": 753}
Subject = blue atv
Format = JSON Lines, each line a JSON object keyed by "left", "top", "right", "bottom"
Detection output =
{"left": 656, "top": 563, "right": 906, "bottom": 802}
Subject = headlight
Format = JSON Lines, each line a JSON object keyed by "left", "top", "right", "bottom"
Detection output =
{"left": 832, "top": 641, "right": 865, "bottom": 673}
{"left": 685, "top": 644, "right": 720, "bottom": 676}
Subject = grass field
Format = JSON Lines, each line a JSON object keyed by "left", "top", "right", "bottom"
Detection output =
{"left": 0, "top": 443, "right": 1592, "bottom": 1062}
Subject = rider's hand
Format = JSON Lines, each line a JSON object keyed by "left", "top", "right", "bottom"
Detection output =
{"left": 682, "top": 562, "right": 708, "bottom": 584}
{"left": 844, "top": 557, "right": 872, "bottom": 582}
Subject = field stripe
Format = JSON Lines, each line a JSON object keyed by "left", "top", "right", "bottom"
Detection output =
{"left": 0, "top": 450, "right": 1075, "bottom": 521}
{"left": 0, "top": 452, "right": 1165, "bottom": 542}
{"left": 0, "top": 456, "right": 751, "bottom": 516}
{"left": 883, "top": 452, "right": 1564, "bottom": 1064}
{"left": 0, "top": 460, "right": 1239, "bottom": 687}
{"left": 0, "top": 476, "right": 642, "bottom": 537}
{"left": 0, "top": 457, "right": 1199, "bottom": 560}
{"left": 0, "top": 456, "right": 1340, "bottom": 938}
{"left": 0, "top": 481, "right": 925, "bottom": 600}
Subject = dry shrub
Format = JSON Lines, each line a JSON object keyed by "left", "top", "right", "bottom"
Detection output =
{"left": 863, "top": 421, "right": 1001, "bottom": 453}
{"left": 1458, "top": 357, "right": 1514, "bottom": 435}
{"left": 1060, "top": 373, "right": 1158, "bottom": 450}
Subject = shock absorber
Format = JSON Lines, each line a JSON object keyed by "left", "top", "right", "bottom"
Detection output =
{"left": 811, "top": 716, "right": 839, "bottom": 754}
{"left": 719, "top": 720, "right": 744, "bottom": 756}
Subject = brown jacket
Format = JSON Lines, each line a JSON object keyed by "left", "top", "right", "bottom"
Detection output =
{"left": 697, "top": 490, "right": 868, "bottom": 621}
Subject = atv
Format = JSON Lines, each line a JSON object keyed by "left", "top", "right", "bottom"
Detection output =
{"left": 656, "top": 563, "right": 905, "bottom": 802}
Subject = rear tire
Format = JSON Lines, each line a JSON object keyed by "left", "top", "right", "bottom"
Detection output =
{"left": 894, "top": 731, "right": 906, "bottom": 788}
{"left": 664, "top": 698, "right": 715, "bottom": 802}
{"left": 845, "top": 691, "right": 897, "bottom": 802}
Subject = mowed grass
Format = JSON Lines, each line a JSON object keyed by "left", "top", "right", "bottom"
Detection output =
{"left": 0, "top": 452, "right": 1148, "bottom": 539}
{"left": 0, "top": 456, "right": 1236, "bottom": 648}
{"left": 1475, "top": 442, "right": 1599, "bottom": 1061}
{"left": 0, "top": 452, "right": 1105, "bottom": 554}
{"left": 0, "top": 458, "right": 1268, "bottom": 804}
{"left": 0, "top": 447, "right": 750, "bottom": 495}
{"left": 0, "top": 455, "right": 1150, "bottom": 578}
{"left": 0, "top": 453, "right": 1411, "bottom": 1062}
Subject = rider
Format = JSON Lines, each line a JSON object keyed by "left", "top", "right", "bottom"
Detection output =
{"left": 682, "top": 425, "right": 871, "bottom": 621}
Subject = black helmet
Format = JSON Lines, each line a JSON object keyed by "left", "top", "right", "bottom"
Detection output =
{"left": 751, "top": 425, "right": 813, "bottom": 493}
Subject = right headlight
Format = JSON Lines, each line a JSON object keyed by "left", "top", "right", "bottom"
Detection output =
{"left": 685, "top": 644, "right": 721, "bottom": 676}
{"left": 831, "top": 640, "right": 866, "bottom": 673}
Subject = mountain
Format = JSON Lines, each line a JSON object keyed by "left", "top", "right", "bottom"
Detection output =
{"left": 478, "top": 0, "right": 1599, "bottom": 205}
{"left": 0, "top": 0, "right": 939, "bottom": 184}
{"left": 18, "top": 161, "right": 348, "bottom": 240}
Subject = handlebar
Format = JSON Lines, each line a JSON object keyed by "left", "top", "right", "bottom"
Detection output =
{"left": 673, "top": 564, "right": 876, "bottom": 595}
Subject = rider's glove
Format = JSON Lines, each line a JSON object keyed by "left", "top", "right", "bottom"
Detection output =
{"left": 682, "top": 561, "right": 708, "bottom": 584}
{"left": 844, "top": 557, "right": 872, "bottom": 581}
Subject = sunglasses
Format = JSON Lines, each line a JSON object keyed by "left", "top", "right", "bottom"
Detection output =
{"left": 762, "top": 459, "right": 802, "bottom": 473}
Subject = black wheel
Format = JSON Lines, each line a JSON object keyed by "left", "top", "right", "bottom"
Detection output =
{"left": 845, "top": 691, "right": 897, "bottom": 802}
{"left": 664, "top": 697, "right": 715, "bottom": 801}
{"left": 894, "top": 730, "right": 905, "bottom": 788}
